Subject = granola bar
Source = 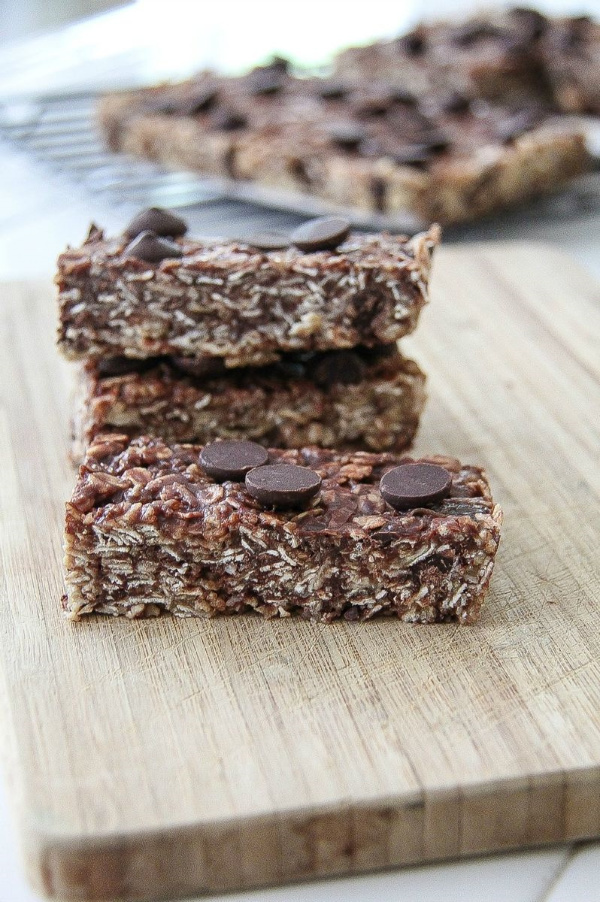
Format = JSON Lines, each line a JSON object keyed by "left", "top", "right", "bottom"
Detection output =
{"left": 71, "top": 346, "right": 426, "bottom": 459}
{"left": 63, "top": 435, "right": 502, "bottom": 624}
{"left": 56, "top": 223, "right": 437, "bottom": 365}
{"left": 97, "top": 52, "right": 589, "bottom": 225}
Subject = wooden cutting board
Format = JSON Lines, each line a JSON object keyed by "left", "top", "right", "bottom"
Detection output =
{"left": 1, "top": 243, "right": 599, "bottom": 902}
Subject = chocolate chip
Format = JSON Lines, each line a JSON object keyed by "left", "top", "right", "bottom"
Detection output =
{"left": 274, "top": 357, "right": 307, "bottom": 379}
{"left": 266, "top": 55, "right": 290, "bottom": 72}
{"left": 450, "top": 22, "right": 487, "bottom": 47}
{"left": 497, "top": 108, "right": 542, "bottom": 143}
{"left": 313, "top": 350, "right": 366, "bottom": 386}
{"left": 354, "top": 94, "right": 392, "bottom": 117}
{"left": 326, "top": 121, "right": 366, "bottom": 150}
{"left": 436, "top": 90, "right": 471, "bottom": 114}
{"left": 245, "top": 464, "right": 321, "bottom": 509}
{"left": 290, "top": 216, "right": 351, "bottom": 252}
{"left": 380, "top": 463, "right": 452, "bottom": 510}
{"left": 246, "top": 231, "right": 290, "bottom": 251}
{"left": 170, "top": 356, "right": 225, "bottom": 379}
{"left": 211, "top": 109, "right": 247, "bottom": 131}
{"left": 248, "top": 63, "right": 287, "bottom": 96}
{"left": 124, "top": 207, "right": 188, "bottom": 239}
{"left": 318, "top": 81, "right": 349, "bottom": 100}
{"left": 200, "top": 440, "right": 269, "bottom": 482}
{"left": 451, "top": 22, "right": 498, "bottom": 47}
{"left": 176, "top": 85, "right": 219, "bottom": 116}
{"left": 508, "top": 7, "right": 547, "bottom": 42}
{"left": 123, "top": 230, "right": 183, "bottom": 263}
{"left": 396, "top": 30, "right": 426, "bottom": 56}
{"left": 143, "top": 93, "right": 181, "bottom": 115}
{"left": 97, "top": 356, "right": 157, "bottom": 378}
{"left": 391, "top": 144, "right": 434, "bottom": 167}
{"left": 424, "top": 131, "right": 451, "bottom": 153}
{"left": 391, "top": 89, "right": 418, "bottom": 107}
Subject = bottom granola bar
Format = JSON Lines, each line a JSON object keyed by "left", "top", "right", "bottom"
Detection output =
{"left": 71, "top": 346, "right": 426, "bottom": 460}
{"left": 64, "top": 435, "right": 502, "bottom": 624}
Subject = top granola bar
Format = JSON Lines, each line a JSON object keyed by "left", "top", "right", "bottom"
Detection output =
{"left": 56, "top": 222, "right": 438, "bottom": 366}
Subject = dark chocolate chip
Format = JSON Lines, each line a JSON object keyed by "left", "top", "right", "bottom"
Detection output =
{"left": 496, "top": 108, "right": 542, "bottom": 143}
{"left": 124, "top": 207, "right": 188, "bottom": 239}
{"left": 246, "top": 231, "right": 290, "bottom": 251}
{"left": 424, "top": 131, "right": 451, "bottom": 153}
{"left": 96, "top": 356, "right": 157, "bottom": 378}
{"left": 313, "top": 350, "right": 366, "bottom": 386}
{"left": 326, "top": 121, "right": 366, "bottom": 150}
{"left": 391, "top": 144, "right": 434, "bottom": 167}
{"left": 211, "top": 109, "right": 247, "bottom": 131}
{"left": 318, "top": 81, "right": 350, "bottom": 100}
{"left": 170, "top": 356, "right": 225, "bottom": 379}
{"left": 200, "top": 440, "right": 269, "bottom": 482}
{"left": 266, "top": 55, "right": 290, "bottom": 72}
{"left": 176, "top": 85, "right": 219, "bottom": 116}
{"left": 245, "top": 464, "right": 321, "bottom": 509}
{"left": 508, "top": 7, "right": 547, "bottom": 42}
{"left": 391, "top": 89, "right": 418, "bottom": 107}
{"left": 436, "top": 90, "right": 471, "bottom": 114}
{"left": 123, "top": 230, "right": 183, "bottom": 263}
{"left": 395, "top": 30, "right": 426, "bottom": 56}
{"left": 290, "top": 216, "right": 351, "bottom": 252}
{"left": 380, "top": 463, "right": 452, "bottom": 510}
{"left": 451, "top": 22, "right": 498, "bottom": 47}
{"left": 248, "top": 64, "right": 286, "bottom": 96}
{"left": 354, "top": 94, "right": 392, "bottom": 117}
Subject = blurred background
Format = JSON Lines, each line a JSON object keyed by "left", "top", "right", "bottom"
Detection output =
{"left": 1, "top": 0, "right": 600, "bottom": 280}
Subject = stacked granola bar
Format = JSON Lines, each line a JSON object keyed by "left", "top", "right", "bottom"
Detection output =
{"left": 57, "top": 210, "right": 437, "bottom": 456}
{"left": 58, "top": 212, "right": 503, "bottom": 623}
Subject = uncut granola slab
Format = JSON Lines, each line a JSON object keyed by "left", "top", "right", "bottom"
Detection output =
{"left": 72, "top": 346, "right": 426, "bottom": 460}
{"left": 56, "top": 224, "right": 437, "bottom": 365}
{"left": 63, "top": 435, "right": 502, "bottom": 624}
{"left": 97, "top": 59, "right": 589, "bottom": 225}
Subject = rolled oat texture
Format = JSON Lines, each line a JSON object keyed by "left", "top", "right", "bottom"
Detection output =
{"left": 64, "top": 435, "right": 502, "bottom": 624}
{"left": 56, "top": 226, "right": 438, "bottom": 364}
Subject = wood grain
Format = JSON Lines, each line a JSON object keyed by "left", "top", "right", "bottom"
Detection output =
{"left": 0, "top": 242, "right": 599, "bottom": 902}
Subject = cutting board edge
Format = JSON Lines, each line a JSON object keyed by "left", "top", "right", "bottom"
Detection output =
{"left": 22, "top": 764, "right": 600, "bottom": 901}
